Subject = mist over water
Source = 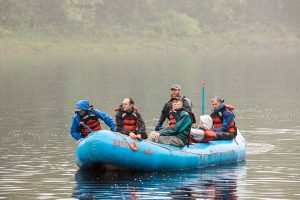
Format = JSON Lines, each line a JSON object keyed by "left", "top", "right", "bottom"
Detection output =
{"left": 0, "top": 51, "right": 299, "bottom": 199}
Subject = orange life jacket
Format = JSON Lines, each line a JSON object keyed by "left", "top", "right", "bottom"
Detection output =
{"left": 189, "top": 129, "right": 217, "bottom": 143}
{"left": 79, "top": 110, "right": 101, "bottom": 136}
{"left": 201, "top": 129, "right": 217, "bottom": 142}
{"left": 211, "top": 105, "right": 237, "bottom": 133}
{"left": 116, "top": 107, "right": 139, "bottom": 132}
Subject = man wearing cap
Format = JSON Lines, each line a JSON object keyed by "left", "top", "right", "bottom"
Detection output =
{"left": 148, "top": 97, "right": 192, "bottom": 146}
{"left": 155, "top": 84, "right": 195, "bottom": 131}
{"left": 70, "top": 100, "right": 116, "bottom": 143}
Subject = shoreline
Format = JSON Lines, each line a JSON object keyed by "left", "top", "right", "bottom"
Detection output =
{"left": 1, "top": 34, "right": 300, "bottom": 57}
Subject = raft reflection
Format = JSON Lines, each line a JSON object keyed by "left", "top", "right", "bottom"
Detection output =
{"left": 73, "top": 162, "right": 246, "bottom": 199}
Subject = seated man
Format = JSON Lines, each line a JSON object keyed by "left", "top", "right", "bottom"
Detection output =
{"left": 154, "top": 84, "right": 196, "bottom": 131}
{"left": 70, "top": 100, "right": 116, "bottom": 143}
{"left": 210, "top": 96, "right": 237, "bottom": 140}
{"left": 148, "top": 97, "right": 192, "bottom": 147}
{"left": 115, "top": 98, "right": 147, "bottom": 139}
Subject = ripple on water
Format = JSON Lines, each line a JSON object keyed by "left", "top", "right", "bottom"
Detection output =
{"left": 246, "top": 142, "right": 275, "bottom": 154}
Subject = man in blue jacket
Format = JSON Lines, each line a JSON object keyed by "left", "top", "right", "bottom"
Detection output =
{"left": 70, "top": 100, "right": 116, "bottom": 143}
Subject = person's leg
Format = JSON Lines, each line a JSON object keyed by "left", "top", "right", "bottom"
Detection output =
{"left": 148, "top": 131, "right": 185, "bottom": 146}
{"left": 215, "top": 132, "right": 236, "bottom": 140}
{"left": 157, "top": 136, "right": 185, "bottom": 146}
{"left": 148, "top": 131, "right": 159, "bottom": 142}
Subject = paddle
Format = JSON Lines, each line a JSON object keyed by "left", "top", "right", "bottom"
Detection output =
{"left": 79, "top": 122, "right": 94, "bottom": 133}
{"left": 201, "top": 82, "right": 206, "bottom": 115}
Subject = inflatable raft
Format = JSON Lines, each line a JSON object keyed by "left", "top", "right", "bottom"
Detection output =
{"left": 75, "top": 130, "right": 246, "bottom": 171}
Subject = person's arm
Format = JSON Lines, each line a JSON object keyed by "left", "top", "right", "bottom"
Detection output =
{"left": 155, "top": 102, "right": 169, "bottom": 130}
{"left": 159, "top": 112, "right": 191, "bottom": 136}
{"left": 183, "top": 97, "right": 192, "bottom": 112}
{"left": 70, "top": 115, "right": 83, "bottom": 141}
{"left": 115, "top": 112, "right": 130, "bottom": 135}
{"left": 136, "top": 112, "right": 147, "bottom": 139}
{"left": 95, "top": 109, "right": 116, "bottom": 131}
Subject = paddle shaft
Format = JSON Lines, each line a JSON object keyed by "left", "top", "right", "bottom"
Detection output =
{"left": 80, "top": 122, "right": 94, "bottom": 133}
{"left": 201, "top": 82, "right": 206, "bottom": 115}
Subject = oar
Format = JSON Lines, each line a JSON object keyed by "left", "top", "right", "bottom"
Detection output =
{"left": 201, "top": 82, "right": 206, "bottom": 115}
{"left": 80, "top": 122, "right": 94, "bottom": 133}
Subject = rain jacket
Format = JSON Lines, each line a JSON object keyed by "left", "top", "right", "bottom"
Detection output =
{"left": 70, "top": 109, "right": 116, "bottom": 141}
{"left": 159, "top": 108, "right": 192, "bottom": 145}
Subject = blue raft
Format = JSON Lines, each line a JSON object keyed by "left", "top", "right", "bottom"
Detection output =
{"left": 75, "top": 130, "right": 246, "bottom": 171}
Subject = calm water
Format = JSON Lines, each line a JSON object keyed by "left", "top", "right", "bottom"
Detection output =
{"left": 0, "top": 51, "right": 299, "bottom": 199}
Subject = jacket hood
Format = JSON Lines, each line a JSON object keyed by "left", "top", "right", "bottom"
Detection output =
{"left": 75, "top": 100, "right": 90, "bottom": 111}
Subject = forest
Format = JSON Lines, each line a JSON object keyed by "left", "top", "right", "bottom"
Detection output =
{"left": 1, "top": 0, "right": 300, "bottom": 52}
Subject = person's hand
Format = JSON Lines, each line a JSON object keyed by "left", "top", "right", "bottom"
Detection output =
{"left": 129, "top": 132, "right": 136, "bottom": 139}
{"left": 77, "top": 138, "right": 83, "bottom": 144}
{"left": 155, "top": 124, "right": 163, "bottom": 131}
{"left": 136, "top": 134, "right": 142, "bottom": 140}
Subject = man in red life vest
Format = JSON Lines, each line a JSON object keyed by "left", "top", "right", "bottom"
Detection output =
{"left": 70, "top": 100, "right": 116, "bottom": 143}
{"left": 210, "top": 97, "right": 237, "bottom": 140}
{"left": 154, "top": 84, "right": 196, "bottom": 131}
{"left": 115, "top": 98, "right": 147, "bottom": 140}
{"left": 148, "top": 97, "right": 192, "bottom": 147}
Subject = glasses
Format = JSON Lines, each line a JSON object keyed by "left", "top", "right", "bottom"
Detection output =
{"left": 171, "top": 89, "right": 179, "bottom": 91}
{"left": 212, "top": 103, "right": 218, "bottom": 106}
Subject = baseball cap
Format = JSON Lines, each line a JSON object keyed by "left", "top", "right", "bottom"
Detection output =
{"left": 170, "top": 84, "right": 181, "bottom": 90}
{"left": 170, "top": 96, "right": 183, "bottom": 102}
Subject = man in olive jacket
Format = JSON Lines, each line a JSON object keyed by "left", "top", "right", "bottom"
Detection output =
{"left": 148, "top": 97, "right": 192, "bottom": 146}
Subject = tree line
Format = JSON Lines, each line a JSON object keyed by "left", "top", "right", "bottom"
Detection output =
{"left": 0, "top": 0, "right": 299, "bottom": 38}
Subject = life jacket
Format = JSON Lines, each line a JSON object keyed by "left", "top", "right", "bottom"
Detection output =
{"left": 211, "top": 105, "right": 237, "bottom": 133}
{"left": 79, "top": 108, "right": 101, "bottom": 136}
{"left": 115, "top": 106, "right": 139, "bottom": 132}
{"left": 201, "top": 129, "right": 217, "bottom": 142}
{"left": 189, "top": 128, "right": 217, "bottom": 143}
{"left": 168, "top": 113, "right": 176, "bottom": 128}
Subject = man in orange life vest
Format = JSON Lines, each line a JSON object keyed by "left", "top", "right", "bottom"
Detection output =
{"left": 210, "top": 97, "right": 237, "bottom": 140}
{"left": 70, "top": 100, "right": 116, "bottom": 143}
{"left": 115, "top": 98, "right": 147, "bottom": 140}
{"left": 154, "top": 84, "right": 195, "bottom": 131}
{"left": 148, "top": 97, "right": 192, "bottom": 147}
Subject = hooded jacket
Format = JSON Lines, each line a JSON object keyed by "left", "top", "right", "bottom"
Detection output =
{"left": 70, "top": 108, "right": 116, "bottom": 141}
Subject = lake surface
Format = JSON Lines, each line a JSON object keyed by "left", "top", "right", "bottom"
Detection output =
{"left": 0, "top": 51, "right": 299, "bottom": 199}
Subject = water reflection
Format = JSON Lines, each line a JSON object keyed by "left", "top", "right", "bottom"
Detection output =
{"left": 73, "top": 162, "right": 246, "bottom": 199}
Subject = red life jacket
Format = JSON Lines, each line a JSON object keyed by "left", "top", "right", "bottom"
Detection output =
{"left": 116, "top": 107, "right": 138, "bottom": 132}
{"left": 211, "top": 105, "right": 237, "bottom": 133}
{"left": 201, "top": 129, "right": 217, "bottom": 142}
{"left": 168, "top": 113, "right": 176, "bottom": 128}
{"left": 189, "top": 129, "right": 217, "bottom": 143}
{"left": 79, "top": 110, "right": 101, "bottom": 136}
